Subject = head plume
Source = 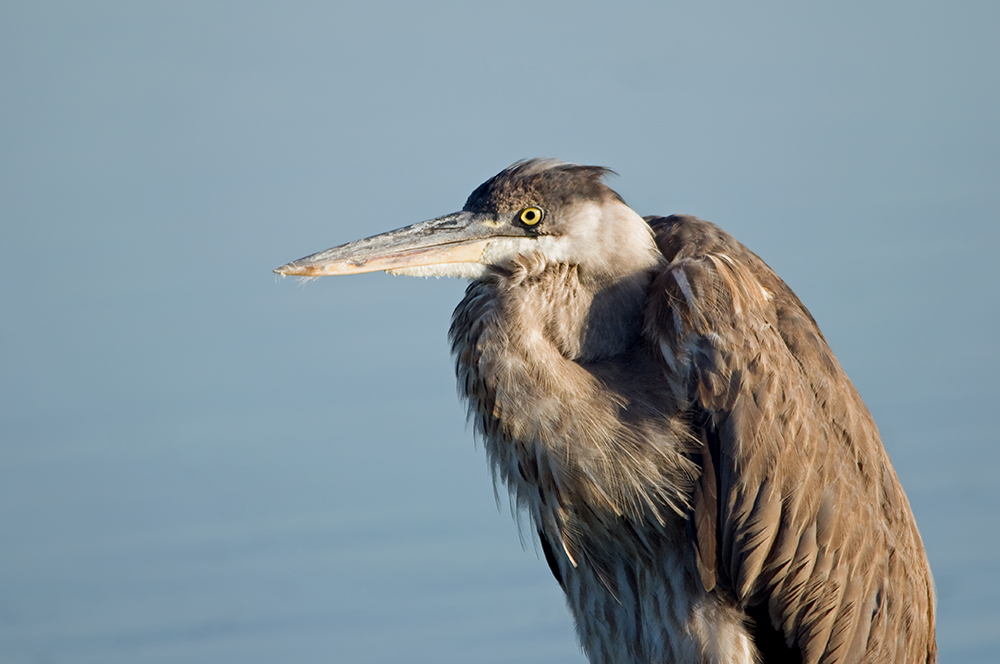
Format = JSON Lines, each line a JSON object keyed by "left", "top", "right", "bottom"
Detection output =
{"left": 464, "top": 159, "right": 623, "bottom": 215}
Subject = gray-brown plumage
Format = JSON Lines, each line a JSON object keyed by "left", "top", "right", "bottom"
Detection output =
{"left": 275, "top": 159, "right": 936, "bottom": 664}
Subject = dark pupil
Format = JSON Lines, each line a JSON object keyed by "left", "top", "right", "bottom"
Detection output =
{"left": 525, "top": 210, "right": 536, "bottom": 221}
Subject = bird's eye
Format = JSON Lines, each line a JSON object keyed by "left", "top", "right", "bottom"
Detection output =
{"left": 519, "top": 207, "right": 544, "bottom": 226}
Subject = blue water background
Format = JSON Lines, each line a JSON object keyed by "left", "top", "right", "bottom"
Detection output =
{"left": 2, "top": 3, "right": 997, "bottom": 662}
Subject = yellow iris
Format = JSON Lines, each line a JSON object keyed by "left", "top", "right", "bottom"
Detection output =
{"left": 519, "top": 207, "right": 543, "bottom": 226}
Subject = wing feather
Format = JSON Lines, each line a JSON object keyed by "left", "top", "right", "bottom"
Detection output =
{"left": 644, "top": 215, "right": 935, "bottom": 664}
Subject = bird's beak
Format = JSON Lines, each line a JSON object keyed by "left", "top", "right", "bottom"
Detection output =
{"left": 274, "top": 211, "right": 503, "bottom": 276}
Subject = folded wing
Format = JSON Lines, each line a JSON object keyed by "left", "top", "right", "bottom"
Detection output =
{"left": 644, "top": 215, "right": 935, "bottom": 664}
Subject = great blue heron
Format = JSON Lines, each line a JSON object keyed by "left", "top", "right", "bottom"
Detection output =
{"left": 275, "top": 159, "right": 935, "bottom": 664}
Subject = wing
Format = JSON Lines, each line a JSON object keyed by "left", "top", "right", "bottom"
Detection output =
{"left": 644, "top": 215, "right": 936, "bottom": 664}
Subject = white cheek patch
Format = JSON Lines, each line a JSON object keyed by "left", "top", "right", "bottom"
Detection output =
{"left": 532, "top": 235, "right": 577, "bottom": 264}
{"left": 481, "top": 235, "right": 581, "bottom": 268}
{"left": 538, "top": 202, "right": 603, "bottom": 265}
{"left": 480, "top": 237, "right": 544, "bottom": 264}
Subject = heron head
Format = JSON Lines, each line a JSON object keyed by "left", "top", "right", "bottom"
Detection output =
{"left": 274, "top": 159, "right": 660, "bottom": 283}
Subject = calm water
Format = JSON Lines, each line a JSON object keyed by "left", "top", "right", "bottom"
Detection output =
{"left": 2, "top": 3, "right": 997, "bottom": 662}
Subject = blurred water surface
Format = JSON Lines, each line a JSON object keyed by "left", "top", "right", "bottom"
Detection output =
{"left": 1, "top": 2, "right": 998, "bottom": 662}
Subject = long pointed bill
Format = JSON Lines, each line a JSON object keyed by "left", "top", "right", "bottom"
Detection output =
{"left": 274, "top": 211, "right": 503, "bottom": 277}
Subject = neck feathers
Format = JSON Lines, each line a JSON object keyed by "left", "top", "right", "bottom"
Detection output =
{"left": 449, "top": 257, "right": 698, "bottom": 529}
{"left": 484, "top": 253, "right": 656, "bottom": 363}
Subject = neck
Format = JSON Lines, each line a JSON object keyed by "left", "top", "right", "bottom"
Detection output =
{"left": 490, "top": 253, "right": 659, "bottom": 363}
{"left": 449, "top": 254, "right": 695, "bottom": 540}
